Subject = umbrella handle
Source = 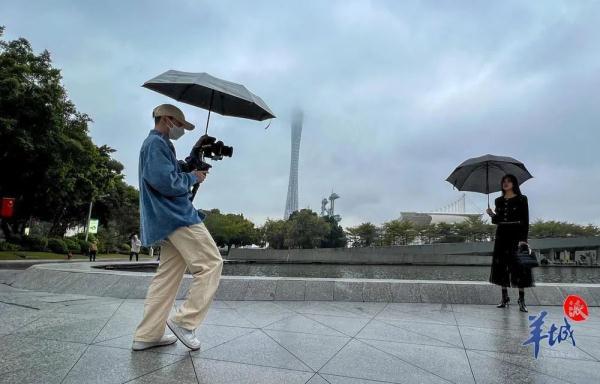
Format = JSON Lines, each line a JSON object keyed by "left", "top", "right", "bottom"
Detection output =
{"left": 205, "top": 90, "right": 215, "bottom": 135}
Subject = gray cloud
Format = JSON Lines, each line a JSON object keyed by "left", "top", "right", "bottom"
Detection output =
{"left": 2, "top": 0, "right": 599, "bottom": 226}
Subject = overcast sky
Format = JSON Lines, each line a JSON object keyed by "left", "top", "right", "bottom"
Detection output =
{"left": 2, "top": 1, "right": 600, "bottom": 227}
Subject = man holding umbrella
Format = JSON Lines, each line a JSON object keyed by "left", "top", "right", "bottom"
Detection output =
{"left": 132, "top": 104, "right": 223, "bottom": 351}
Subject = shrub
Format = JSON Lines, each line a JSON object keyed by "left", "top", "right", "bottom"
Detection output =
{"left": 21, "top": 235, "right": 47, "bottom": 251}
{"left": 119, "top": 243, "right": 131, "bottom": 254}
{"left": 64, "top": 238, "right": 81, "bottom": 253}
{"left": 47, "top": 238, "right": 68, "bottom": 254}
{"left": 78, "top": 239, "right": 90, "bottom": 254}
{"left": 0, "top": 241, "right": 21, "bottom": 251}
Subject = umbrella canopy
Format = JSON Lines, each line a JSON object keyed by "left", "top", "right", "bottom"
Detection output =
{"left": 142, "top": 70, "right": 276, "bottom": 122}
{"left": 446, "top": 154, "right": 533, "bottom": 204}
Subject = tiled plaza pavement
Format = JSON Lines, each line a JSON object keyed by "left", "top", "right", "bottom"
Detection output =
{"left": 1, "top": 273, "right": 599, "bottom": 383}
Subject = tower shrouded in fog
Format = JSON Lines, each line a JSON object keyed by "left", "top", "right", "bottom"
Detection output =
{"left": 284, "top": 109, "right": 303, "bottom": 219}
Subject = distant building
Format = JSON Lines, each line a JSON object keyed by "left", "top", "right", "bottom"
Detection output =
{"left": 400, "top": 212, "right": 482, "bottom": 226}
{"left": 401, "top": 194, "right": 482, "bottom": 226}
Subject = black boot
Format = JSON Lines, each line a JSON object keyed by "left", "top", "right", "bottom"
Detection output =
{"left": 497, "top": 288, "right": 510, "bottom": 308}
{"left": 497, "top": 296, "right": 510, "bottom": 308}
{"left": 518, "top": 291, "right": 528, "bottom": 312}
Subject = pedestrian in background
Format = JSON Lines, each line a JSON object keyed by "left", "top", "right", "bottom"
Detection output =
{"left": 89, "top": 240, "right": 98, "bottom": 262}
{"left": 130, "top": 233, "right": 142, "bottom": 262}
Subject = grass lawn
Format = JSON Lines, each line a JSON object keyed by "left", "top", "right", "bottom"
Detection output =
{"left": 0, "top": 251, "right": 153, "bottom": 261}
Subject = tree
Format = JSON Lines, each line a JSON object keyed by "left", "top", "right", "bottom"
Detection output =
{"left": 346, "top": 222, "right": 379, "bottom": 247}
{"left": 262, "top": 219, "right": 288, "bottom": 249}
{"left": 203, "top": 209, "right": 258, "bottom": 252}
{"left": 321, "top": 215, "right": 347, "bottom": 248}
{"left": 529, "top": 220, "right": 600, "bottom": 238}
{"left": 0, "top": 29, "right": 132, "bottom": 239}
{"left": 285, "top": 209, "right": 330, "bottom": 249}
{"left": 381, "top": 219, "right": 416, "bottom": 246}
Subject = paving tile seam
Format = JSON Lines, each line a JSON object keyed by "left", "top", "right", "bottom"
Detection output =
{"left": 201, "top": 322, "right": 259, "bottom": 331}
{"left": 191, "top": 355, "right": 314, "bottom": 373}
{"left": 271, "top": 302, "right": 381, "bottom": 319}
{"left": 234, "top": 308, "right": 296, "bottom": 329}
{"left": 59, "top": 299, "right": 126, "bottom": 384}
{"left": 352, "top": 338, "right": 457, "bottom": 384}
{"left": 301, "top": 314, "right": 362, "bottom": 338}
{"left": 257, "top": 328, "right": 318, "bottom": 372}
{"left": 327, "top": 302, "right": 384, "bottom": 318}
{"left": 7, "top": 333, "right": 91, "bottom": 348}
{"left": 450, "top": 303, "right": 477, "bottom": 384}
{"left": 313, "top": 303, "right": 391, "bottom": 380}
{"left": 467, "top": 349, "right": 580, "bottom": 384}
{"left": 317, "top": 372, "right": 399, "bottom": 384}
{"left": 119, "top": 355, "right": 191, "bottom": 384}
{"left": 263, "top": 324, "right": 348, "bottom": 339}
{"left": 303, "top": 373, "right": 321, "bottom": 384}
{"left": 465, "top": 347, "right": 599, "bottom": 363}
{"left": 373, "top": 319, "right": 463, "bottom": 349}
{"left": 0, "top": 299, "right": 40, "bottom": 310}
{"left": 3, "top": 314, "right": 45, "bottom": 336}
{"left": 188, "top": 354, "right": 201, "bottom": 384}
{"left": 355, "top": 336, "right": 466, "bottom": 351}
{"left": 575, "top": 346, "right": 600, "bottom": 362}
{"left": 190, "top": 327, "right": 259, "bottom": 355}
{"left": 286, "top": 310, "right": 375, "bottom": 320}
{"left": 90, "top": 341, "right": 187, "bottom": 357}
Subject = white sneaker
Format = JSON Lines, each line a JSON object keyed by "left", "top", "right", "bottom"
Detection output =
{"left": 166, "top": 318, "right": 201, "bottom": 350}
{"left": 132, "top": 334, "right": 177, "bottom": 351}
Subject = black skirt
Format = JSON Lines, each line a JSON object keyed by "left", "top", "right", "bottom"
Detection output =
{"left": 489, "top": 224, "right": 535, "bottom": 288}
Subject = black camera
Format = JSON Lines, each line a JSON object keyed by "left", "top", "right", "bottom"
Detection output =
{"left": 180, "top": 134, "right": 233, "bottom": 172}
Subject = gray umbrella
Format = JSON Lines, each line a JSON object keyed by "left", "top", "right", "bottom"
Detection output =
{"left": 143, "top": 70, "right": 276, "bottom": 133}
{"left": 445, "top": 154, "right": 533, "bottom": 207}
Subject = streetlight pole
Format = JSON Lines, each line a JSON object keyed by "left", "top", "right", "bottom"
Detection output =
{"left": 84, "top": 200, "right": 93, "bottom": 241}
{"left": 84, "top": 194, "right": 108, "bottom": 241}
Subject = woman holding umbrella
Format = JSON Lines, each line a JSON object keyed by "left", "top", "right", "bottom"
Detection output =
{"left": 486, "top": 174, "right": 534, "bottom": 312}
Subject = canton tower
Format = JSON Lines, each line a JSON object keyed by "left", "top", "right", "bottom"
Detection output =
{"left": 284, "top": 109, "right": 303, "bottom": 219}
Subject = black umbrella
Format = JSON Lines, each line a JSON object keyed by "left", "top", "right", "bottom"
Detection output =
{"left": 446, "top": 154, "right": 533, "bottom": 207}
{"left": 143, "top": 70, "right": 276, "bottom": 133}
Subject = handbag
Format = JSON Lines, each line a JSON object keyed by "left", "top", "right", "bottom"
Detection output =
{"left": 515, "top": 243, "right": 539, "bottom": 268}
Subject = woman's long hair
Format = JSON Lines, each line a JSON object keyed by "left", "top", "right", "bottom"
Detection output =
{"left": 500, "top": 174, "right": 522, "bottom": 196}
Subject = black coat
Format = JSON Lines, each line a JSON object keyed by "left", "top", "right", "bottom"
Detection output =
{"left": 489, "top": 194, "right": 535, "bottom": 288}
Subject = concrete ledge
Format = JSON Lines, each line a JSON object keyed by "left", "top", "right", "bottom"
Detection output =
{"left": 9, "top": 262, "right": 600, "bottom": 306}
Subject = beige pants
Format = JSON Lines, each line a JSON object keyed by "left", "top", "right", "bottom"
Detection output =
{"left": 134, "top": 223, "right": 223, "bottom": 342}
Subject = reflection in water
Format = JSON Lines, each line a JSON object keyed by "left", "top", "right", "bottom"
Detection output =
{"left": 110, "top": 263, "right": 600, "bottom": 284}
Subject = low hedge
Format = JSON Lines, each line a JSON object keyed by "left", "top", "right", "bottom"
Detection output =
{"left": 20, "top": 235, "right": 48, "bottom": 251}
{"left": 64, "top": 238, "right": 81, "bottom": 253}
{"left": 47, "top": 238, "right": 68, "bottom": 254}
{"left": 0, "top": 241, "right": 21, "bottom": 251}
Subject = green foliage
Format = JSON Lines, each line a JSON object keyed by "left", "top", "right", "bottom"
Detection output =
{"left": 0, "top": 30, "right": 138, "bottom": 240}
{"left": 63, "top": 237, "right": 81, "bottom": 253}
{"left": 20, "top": 235, "right": 47, "bottom": 251}
{"left": 321, "top": 215, "right": 348, "bottom": 248}
{"left": 381, "top": 219, "right": 417, "bottom": 246}
{"left": 203, "top": 209, "right": 259, "bottom": 252}
{"left": 0, "top": 241, "right": 21, "bottom": 251}
{"left": 262, "top": 219, "right": 288, "bottom": 249}
{"left": 119, "top": 243, "right": 131, "bottom": 254}
{"left": 346, "top": 222, "right": 379, "bottom": 247}
{"left": 78, "top": 239, "right": 90, "bottom": 254}
{"left": 47, "top": 238, "right": 68, "bottom": 254}
{"left": 261, "top": 210, "right": 335, "bottom": 249}
{"left": 529, "top": 220, "right": 600, "bottom": 238}
{"left": 285, "top": 209, "right": 330, "bottom": 249}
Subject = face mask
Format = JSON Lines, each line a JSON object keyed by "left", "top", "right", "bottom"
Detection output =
{"left": 167, "top": 119, "right": 185, "bottom": 140}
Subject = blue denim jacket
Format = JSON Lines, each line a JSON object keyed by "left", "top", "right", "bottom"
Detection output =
{"left": 138, "top": 130, "right": 202, "bottom": 246}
